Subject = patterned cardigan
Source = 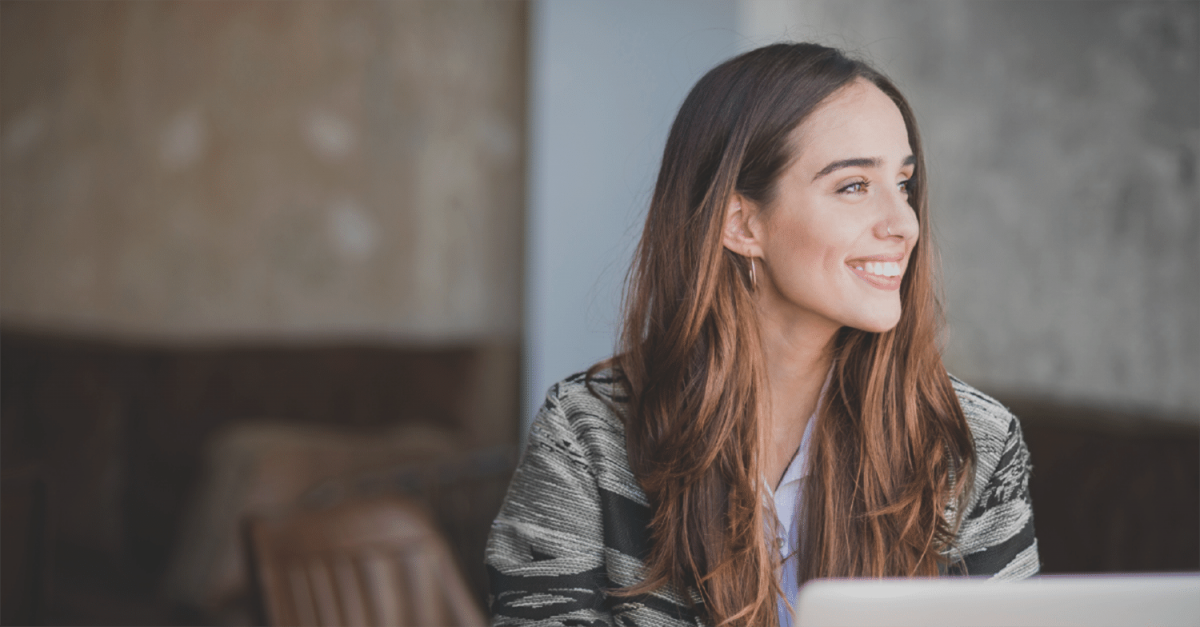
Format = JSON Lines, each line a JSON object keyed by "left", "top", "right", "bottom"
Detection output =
{"left": 485, "top": 371, "right": 1039, "bottom": 626}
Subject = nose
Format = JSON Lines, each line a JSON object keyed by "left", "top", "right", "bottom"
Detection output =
{"left": 874, "top": 187, "right": 919, "bottom": 241}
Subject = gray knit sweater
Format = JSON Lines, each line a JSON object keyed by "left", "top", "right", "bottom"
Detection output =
{"left": 485, "top": 371, "right": 1039, "bottom": 626}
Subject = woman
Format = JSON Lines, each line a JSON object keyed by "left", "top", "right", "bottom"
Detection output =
{"left": 486, "top": 43, "right": 1038, "bottom": 627}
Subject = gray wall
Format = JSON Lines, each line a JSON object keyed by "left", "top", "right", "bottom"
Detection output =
{"left": 526, "top": 0, "right": 1199, "bottom": 436}
{"left": 743, "top": 1, "right": 1199, "bottom": 417}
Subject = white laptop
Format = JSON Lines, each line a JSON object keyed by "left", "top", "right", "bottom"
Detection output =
{"left": 794, "top": 573, "right": 1200, "bottom": 627}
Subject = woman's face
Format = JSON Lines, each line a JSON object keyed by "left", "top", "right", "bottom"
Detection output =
{"left": 751, "top": 79, "right": 919, "bottom": 336}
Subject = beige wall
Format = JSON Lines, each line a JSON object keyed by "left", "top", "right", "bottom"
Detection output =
{"left": 1, "top": 1, "right": 526, "bottom": 343}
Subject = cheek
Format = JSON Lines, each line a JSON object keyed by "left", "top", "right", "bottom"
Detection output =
{"left": 768, "top": 221, "right": 824, "bottom": 275}
{"left": 780, "top": 216, "right": 855, "bottom": 273}
{"left": 769, "top": 207, "right": 827, "bottom": 248}
{"left": 761, "top": 196, "right": 866, "bottom": 276}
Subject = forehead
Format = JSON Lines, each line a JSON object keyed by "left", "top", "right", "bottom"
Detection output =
{"left": 789, "top": 79, "right": 912, "bottom": 167}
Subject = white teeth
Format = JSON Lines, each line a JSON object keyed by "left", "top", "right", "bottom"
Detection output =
{"left": 853, "top": 261, "right": 902, "bottom": 277}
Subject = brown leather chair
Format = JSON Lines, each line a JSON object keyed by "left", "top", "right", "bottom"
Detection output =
{"left": 246, "top": 497, "right": 486, "bottom": 627}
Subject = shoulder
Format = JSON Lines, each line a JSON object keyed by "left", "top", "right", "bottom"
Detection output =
{"left": 489, "top": 372, "right": 691, "bottom": 623}
{"left": 532, "top": 370, "right": 628, "bottom": 465}
{"left": 539, "top": 368, "right": 629, "bottom": 430}
{"left": 948, "top": 375, "right": 1032, "bottom": 492}
{"left": 530, "top": 368, "right": 649, "bottom": 507}
{"left": 947, "top": 375, "right": 1039, "bottom": 579}
{"left": 948, "top": 374, "right": 1030, "bottom": 496}
{"left": 949, "top": 374, "right": 1020, "bottom": 454}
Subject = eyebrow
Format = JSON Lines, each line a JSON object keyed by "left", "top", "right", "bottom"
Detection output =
{"left": 812, "top": 154, "right": 917, "bottom": 181}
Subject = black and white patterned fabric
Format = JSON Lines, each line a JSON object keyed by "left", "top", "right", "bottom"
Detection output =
{"left": 485, "top": 371, "right": 1039, "bottom": 626}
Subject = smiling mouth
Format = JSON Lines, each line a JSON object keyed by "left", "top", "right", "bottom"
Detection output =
{"left": 847, "top": 259, "right": 905, "bottom": 290}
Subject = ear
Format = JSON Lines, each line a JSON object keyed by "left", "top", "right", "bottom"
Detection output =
{"left": 721, "top": 194, "right": 764, "bottom": 257}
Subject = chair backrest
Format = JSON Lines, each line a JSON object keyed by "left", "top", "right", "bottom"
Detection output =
{"left": 247, "top": 497, "right": 486, "bottom": 626}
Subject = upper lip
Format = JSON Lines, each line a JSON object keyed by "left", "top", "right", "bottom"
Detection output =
{"left": 846, "top": 252, "right": 905, "bottom": 264}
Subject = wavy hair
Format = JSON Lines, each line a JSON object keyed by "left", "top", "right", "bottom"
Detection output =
{"left": 590, "top": 43, "right": 975, "bottom": 626}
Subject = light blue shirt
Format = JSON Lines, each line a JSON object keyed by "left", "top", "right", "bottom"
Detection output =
{"left": 769, "top": 412, "right": 816, "bottom": 627}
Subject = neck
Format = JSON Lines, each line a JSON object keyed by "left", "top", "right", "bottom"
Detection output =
{"left": 758, "top": 299, "right": 838, "bottom": 422}
{"left": 755, "top": 301, "right": 839, "bottom": 485}
{"left": 762, "top": 321, "right": 835, "bottom": 423}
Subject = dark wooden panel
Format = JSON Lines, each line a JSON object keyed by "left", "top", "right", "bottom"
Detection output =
{"left": 1, "top": 328, "right": 517, "bottom": 625}
{"left": 1005, "top": 396, "right": 1200, "bottom": 574}
{"left": 1, "top": 466, "right": 50, "bottom": 626}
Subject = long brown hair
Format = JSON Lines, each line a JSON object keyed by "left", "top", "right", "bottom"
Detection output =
{"left": 590, "top": 43, "right": 976, "bottom": 626}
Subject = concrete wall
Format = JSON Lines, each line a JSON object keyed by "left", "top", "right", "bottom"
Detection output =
{"left": 525, "top": 1, "right": 1197, "bottom": 435}
{"left": 1, "top": 2, "right": 526, "bottom": 343}
{"left": 3, "top": 1, "right": 1194, "bottom": 435}
{"left": 740, "top": 1, "right": 1199, "bottom": 417}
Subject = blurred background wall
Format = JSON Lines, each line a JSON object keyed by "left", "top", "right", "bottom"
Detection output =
{"left": 2, "top": 1, "right": 525, "bottom": 342}
{"left": 524, "top": 0, "right": 742, "bottom": 427}
{"left": 747, "top": 0, "right": 1200, "bottom": 419}
{"left": 527, "top": 0, "right": 1199, "bottom": 429}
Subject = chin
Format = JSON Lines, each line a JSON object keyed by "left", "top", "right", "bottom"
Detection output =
{"left": 852, "top": 321, "right": 901, "bottom": 335}
{"left": 847, "top": 306, "right": 903, "bottom": 334}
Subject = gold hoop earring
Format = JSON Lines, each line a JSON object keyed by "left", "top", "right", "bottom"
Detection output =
{"left": 749, "top": 257, "right": 757, "bottom": 291}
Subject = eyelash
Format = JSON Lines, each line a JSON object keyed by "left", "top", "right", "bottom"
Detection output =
{"left": 838, "top": 180, "right": 868, "bottom": 194}
{"left": 837, "top": 179, "right": 913, "bottom": 194}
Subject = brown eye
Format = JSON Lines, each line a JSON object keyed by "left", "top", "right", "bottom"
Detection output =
{"left": 898, "top": 179, "right": 911, "bottom": 194}
{"left": 839, "top": 181, "right": 869, "bottom": 194}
